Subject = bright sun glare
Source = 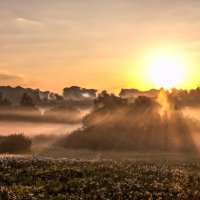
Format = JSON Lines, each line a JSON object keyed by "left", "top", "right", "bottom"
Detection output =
{"left": 149, "top": 54, "right": 186, "bottom": 89}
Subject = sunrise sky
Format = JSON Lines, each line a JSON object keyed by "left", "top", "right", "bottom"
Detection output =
{"left": 0, "top": 0, "right": 200, "bottom": 93}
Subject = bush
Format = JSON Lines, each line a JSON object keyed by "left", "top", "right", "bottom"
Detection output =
{"left": 0, "top": 134, "right": 32, "bottom": 154}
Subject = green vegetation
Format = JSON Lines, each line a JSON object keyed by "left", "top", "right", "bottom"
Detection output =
{"left": 0, "top": 156, "right": 200, "bottom": 199}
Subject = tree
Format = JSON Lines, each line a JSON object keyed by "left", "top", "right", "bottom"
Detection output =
{"left": 20, "top": 93, "right": 35, "bottom": 107}
{"left": 0, "top": 92, "right": 2, "bottom": 101}
{"left": 134, "top": 96, "right": 152, "bottom": 107}
{"left": 0, "top": 98, "right": 12, "bottom": 106}
{"left": 94, "top": 91, "right": 128, "bottom": 110}
{"left": 0, "top": 92, "right": 12, "bottom": 107}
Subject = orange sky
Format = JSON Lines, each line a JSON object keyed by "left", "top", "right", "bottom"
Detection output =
{"left": 0, "top": 0, "right": 200, "bottom": 94}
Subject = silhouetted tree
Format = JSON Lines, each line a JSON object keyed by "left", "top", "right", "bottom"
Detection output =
{"left": 0, "top": 92, "right": 12, "bottom": 107}
{"left": 20, "top": 93, "right": 35, "bottom": 107}
{"left": 54, "top": 94, "right": 64, "bottom": 101}
{"left": 94, "top": 91, "right": 128, "bottom": 110}
{"left": 134, "top": 96, "right": 152, "bottom": 107}
{"left": 0, "top": 98, "right": 12, "bottom": 106}
{"left": 63, "top": 91, "right": 198, "bottom": 153}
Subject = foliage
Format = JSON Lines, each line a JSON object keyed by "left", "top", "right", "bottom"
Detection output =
{"left": 0, "top": 134, "right": 32, "bottom": 154}
{"left": 0, "top": 99, "right": 12, "bottom": 107}
{"left": 20, "top": 93, "right": 35, "bottom": 108}
{"left": 0, "top": 92, "right": 12, "bottom": 107}
{"left": 93, "top": 90, "right": 128, "bottom": 110}
{"left": 64, "top": 92, "right": 197, "bottom": 152}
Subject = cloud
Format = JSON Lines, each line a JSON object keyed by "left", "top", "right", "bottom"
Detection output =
{"left": 0, "top": 72, "right": 24, "bottom": 84}
{"left": 15, "top": 17, "right": 44, "bottom": 26}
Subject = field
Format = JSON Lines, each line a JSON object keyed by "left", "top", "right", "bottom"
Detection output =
{"left": 0, "top": 152, "right": 200, "bottom": 200}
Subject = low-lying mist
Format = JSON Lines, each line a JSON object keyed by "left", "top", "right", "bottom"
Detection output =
{"left": 183, "top": 107, "right": 200, "bottom": 121}
{"left": 0, "top": 106, "right": 83, "bottom": 124}
{"left": 0, "top": 103, "right": 89, "bottom": 153}
{"left": 0, "top": 105, "right": 88, "bottom": 137}
{"left": 1, "top": 89, "right": 200, "bottom": 155}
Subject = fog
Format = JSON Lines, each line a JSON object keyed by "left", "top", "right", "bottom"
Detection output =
{"left": 0, "top": 105, "right": 90, "bottom": 136}
{"left": 0, "top": 121, "right": 81, "bottom": 137}
{"left": 183, "top": 107, "right": 200, "bottom": 121}
{"left": 1, "top": 90, "right": 200, "bottom": 154}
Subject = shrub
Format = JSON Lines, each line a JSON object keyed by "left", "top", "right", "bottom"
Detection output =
{"left": 0, "top": 134, "right": 32, "bottom": 154}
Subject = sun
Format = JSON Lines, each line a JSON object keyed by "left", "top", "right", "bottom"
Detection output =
{"left": 149, "top": 54, "right": 186, "bottom": 89}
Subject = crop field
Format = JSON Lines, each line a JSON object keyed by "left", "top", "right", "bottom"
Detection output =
{"left": 0, "top": 155, "right": 200, "bottom": 200}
